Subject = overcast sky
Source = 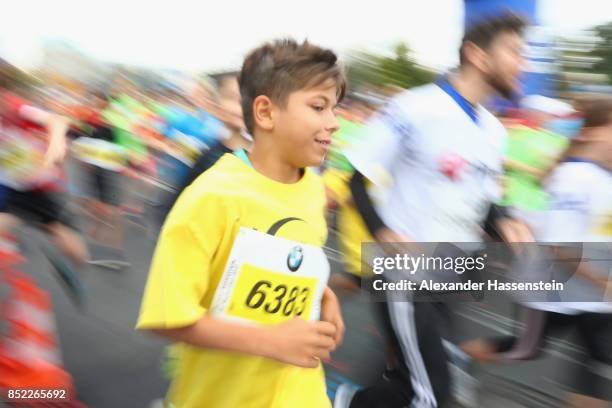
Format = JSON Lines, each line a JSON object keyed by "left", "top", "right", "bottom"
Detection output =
{"left": 1, "top": 0, "right": 610, "bottom": 72}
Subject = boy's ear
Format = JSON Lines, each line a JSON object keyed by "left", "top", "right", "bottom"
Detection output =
{"left": 253, "top": 95, "right": 275, "bottom": 131}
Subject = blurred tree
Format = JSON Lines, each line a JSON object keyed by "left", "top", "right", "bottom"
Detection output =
{"left": 0, "top": 59, "right": 40, "bottom": 91}
{"left": 346, "top": 42, "right": 435, "bottom": 91}
{"left": 556, "top": 33, "right": 599, "bottom": 92}
{"left": 591, "top": 22, "right": 612, "bottom": 84}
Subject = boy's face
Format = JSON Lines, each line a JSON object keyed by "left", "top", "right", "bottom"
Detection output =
{"left": 273, "top": 79, "right": 340, "bottom": 167}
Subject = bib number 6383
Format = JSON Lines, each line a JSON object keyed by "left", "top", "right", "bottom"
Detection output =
{"left": 226, "top": 264, "right": 317, "bottom": 325}
{"left": 245, "top": 280, "right": 310, "bottom": 317}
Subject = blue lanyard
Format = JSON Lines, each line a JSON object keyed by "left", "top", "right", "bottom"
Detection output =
{"left": 234, "top": 148, "right": 254, "bottom": 168}
{"left": 436, "top": 78, "right": 479, "bottom": 125}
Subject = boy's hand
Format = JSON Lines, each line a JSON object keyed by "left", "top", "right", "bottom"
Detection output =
{"left": 321, "top": 287, "right": 345, "bottom": 347}
{"left": 260, "top": 318, "right": 336, "bottom": 368}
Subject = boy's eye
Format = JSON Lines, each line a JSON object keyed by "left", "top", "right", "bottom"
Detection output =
{"left": 311, "top": 105, "right": 324, "bottom": 112}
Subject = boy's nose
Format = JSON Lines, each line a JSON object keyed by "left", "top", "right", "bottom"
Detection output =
{"left": 327, "top": 112, "right": 340, "bottom": 133}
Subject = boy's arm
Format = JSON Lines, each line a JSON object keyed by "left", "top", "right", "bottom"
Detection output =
{"left": 320, "top": 286, "right": 345, "bottom": 345}
{"left": 149, "top": 315, "right": 337, "bottom": 368}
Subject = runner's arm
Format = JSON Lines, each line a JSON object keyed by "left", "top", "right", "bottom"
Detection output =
{"left": 483, "top": 204, "right": 511, "bottom": 241}
{"left": 20, "top": 105, "right": 69, "bottom": 166}
{"left": 349, "top": 170, "right": 386, "bottom": 237}
{"left": 484, "top": 205, "right": 534, "bottom": 243}
{"left": 504, "top": 159, "right": 546, "bottom": 178}
{"left": 344, "top": 94, "right": 414, "bottom": 244}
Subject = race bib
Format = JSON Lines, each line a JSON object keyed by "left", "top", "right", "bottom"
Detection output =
{"left": 210, "top": 228, "right": 330, "bottom": 325}
{"left": 72, "top": 137, "right": 127, "bottom": 171}
{"left": 0, "top": 128, "right": 47, "bottom": 189}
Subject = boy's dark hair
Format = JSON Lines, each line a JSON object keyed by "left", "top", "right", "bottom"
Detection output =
{"left": 582, "top": 97, "right": 612, "bottom": 128}
{"left": 459, "top": 12, "right": 527, "bottom": 65}
{"left": 239, "top": 38, "right": 346, "bottom": 135}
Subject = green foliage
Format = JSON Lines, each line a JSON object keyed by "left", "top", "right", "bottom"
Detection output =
{"left": 591, "top": 22, "right": 612, "bottom": 84}
{"left": 346, "top": 43, "right": 435, "bottom": 90}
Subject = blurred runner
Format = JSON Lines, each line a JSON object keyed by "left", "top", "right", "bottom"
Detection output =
{"left": 325, "top": 95, "right": 377, "bottom": 173}
{"left": 0, "top": 61, "right": 87, "bottom": 406}
{"left": 463, "top": 97, "right": 612, "bottom": 408}
{"left": 160, "top": 78, "right": 224, "bottom": 186}
{"left": 335, "top": 13, "right": 532, "bottom": 408}
{"left": 0, "top": 69, "right": 88, "bottom": 268}
{"left": 161, "top": 75, "right": 249, "bottom": 220}
{"left": 502, "top": 95, "right": 574, "bottom": 235}
{"left": 323, "top": 95, "right": 380, "bottom": 292}
{"left": 71, "top": 91, "right": 131, "bottom": 264}
{"left": 102, "top": 81, "right": 157, "bottom": 218}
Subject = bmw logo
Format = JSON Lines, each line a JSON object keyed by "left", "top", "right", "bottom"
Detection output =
{"left": 287, "top": 246, "right": 304, "bottom": 272}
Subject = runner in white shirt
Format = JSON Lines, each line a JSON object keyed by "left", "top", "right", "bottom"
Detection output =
{"left": 465, "top": 98, "right": 612, "bottom": 407}
{"left": 334, "top": 13, "right": 532, "bottom": 408}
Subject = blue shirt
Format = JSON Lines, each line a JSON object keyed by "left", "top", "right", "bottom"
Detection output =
{"left": 165, "top": 108, "right": 223, "bottom": 147}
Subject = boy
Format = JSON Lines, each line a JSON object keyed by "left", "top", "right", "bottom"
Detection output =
{"left": 137, "top": 39, "right": 346, "bottom": 408}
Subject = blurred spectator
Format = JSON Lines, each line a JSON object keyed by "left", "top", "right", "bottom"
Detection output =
{"left": 502, "top": 95, "right": 575, "bottom": 236}
{"left": 160, "top": 75, "right": 248, "bottom": 221}
{"left": 463, "top": 97, "right": 612, "bottom": 408}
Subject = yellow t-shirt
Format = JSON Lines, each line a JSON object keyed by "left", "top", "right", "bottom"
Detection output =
{"left": 137, "top": 153, "right": 331, "bottom": 408}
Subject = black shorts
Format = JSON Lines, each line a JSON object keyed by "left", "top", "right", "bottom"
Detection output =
{"left": 87, "top": 165, "right": 122, "bottom": 206}
{"left": 1, "top": 187, "right": 78, "bottom": 230}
